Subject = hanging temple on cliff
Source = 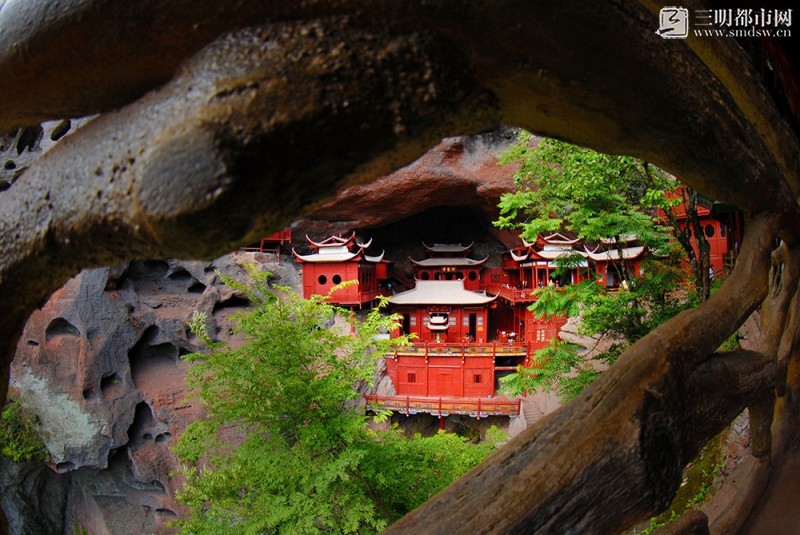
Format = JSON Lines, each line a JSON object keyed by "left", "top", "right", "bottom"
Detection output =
{"left": 289, "top": 199, "right": 740, "bottom": 421}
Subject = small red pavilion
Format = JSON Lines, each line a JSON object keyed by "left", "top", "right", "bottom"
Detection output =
{"left": 499, "top": 233, "right": 591, "bottom": 289}
{"left": 484, "top": 233, "right": 580, "bottom": 349}
{"left": 583, "top": 235, "right": 646, "bottom": 288}
{"left": 411, "top": 242, "right": 488, "bottom": 291}
{"left": 292, "top": 233, "right": 389, "bottom": 307}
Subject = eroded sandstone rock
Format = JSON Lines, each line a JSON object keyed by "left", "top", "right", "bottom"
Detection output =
{"left": 7, "top": 252, "right": 298, "bottom": 533}
{"left": 293, "top": 128, "right": 522, "bottom": 246}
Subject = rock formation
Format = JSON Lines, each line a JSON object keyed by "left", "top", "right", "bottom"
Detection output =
{"left": 4, "top": 253, "right": 301, "bottom": 533}
{"left": 294, "top": 127, "right": 521, "bottom": 244}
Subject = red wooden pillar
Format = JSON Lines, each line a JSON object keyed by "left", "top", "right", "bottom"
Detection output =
{"left": 425, "top": 356, "right": 430, "bottom": 397}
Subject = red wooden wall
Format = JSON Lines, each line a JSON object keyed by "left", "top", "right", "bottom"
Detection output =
{"left": 302, "top": 262, "right": 378, "bottom": 305}
{"left": 385, "top": 356, "right": 495, "bottom": 398}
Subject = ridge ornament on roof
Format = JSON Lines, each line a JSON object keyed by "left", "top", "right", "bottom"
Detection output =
{"left": 305, "top": 232, "right": 356, "bottom": 248}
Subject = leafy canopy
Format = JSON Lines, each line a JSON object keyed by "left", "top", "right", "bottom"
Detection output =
{"left": 497, "top": 133, "right": 690, "bottom": 401}
{"left": 174, "top": 265, "right": 502, "bottom": 534}
{"left": 496, "top": 132, "right": 680, "bottom": 247}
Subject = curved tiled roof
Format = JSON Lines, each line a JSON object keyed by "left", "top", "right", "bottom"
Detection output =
{"left": 388, "top": 280, "right": 497, "bottom": 305}
{"left": 583, "top": 245, "right": 645, "bottom": 261}
{"left": 305, "top": 232, "right": 356, "bottom": 248}
{"left": 422, "top": 242, "right": 474, "bottom": 253}
{"left": 292, "top": 248, "right": 361, "bottom": 263}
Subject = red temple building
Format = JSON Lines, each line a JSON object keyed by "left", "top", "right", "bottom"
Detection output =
{"left": 386, "top": 280, "right": 499, "bottom": 400}
{"left": 292, "top": 233, "right": 389, "bottom": 307}
{"left": 389, "top": 280, "right": 496, "bottom": 344}
{"left": 371, "top": 240, "right": 581, "bottom": 420}
{"left": 412, "top": 242, "right": 487, "bottom": 291}
{"left": 660, "top": 189, "right": 744, "bottom": 277}
{"left": 583, "top": 235, "right": 646, "bottom": 288}
{"left": 498, "top": 233, "right": 591, "bottom": 289}
{"left": 484, "top": 233, "right": 588, "bottom": 347}
{"left": 391, "top": 243, "right": 495, "bottom": 344}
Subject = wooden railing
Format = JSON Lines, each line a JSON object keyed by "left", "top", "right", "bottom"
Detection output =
{"left": 365, "top": 394, "right": 522, "bottom": 418}
{"left": 392, "top": 341, "right": 529, "bottom": 358}
{"left": 240, "top": 229, "right": 292, "bottom": 259}
{"left": 486, "top": 284, "right": 540, "bottom": 303}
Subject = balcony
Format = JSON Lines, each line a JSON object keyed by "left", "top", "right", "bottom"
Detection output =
{"left": 486, "top": 284, "right": 540, "bottom": 303}
{"left": 390, "top": 341, "right": 530, "bottom": 358}
{"left": 365, "top": 394, "right": 521, "bottom": 418}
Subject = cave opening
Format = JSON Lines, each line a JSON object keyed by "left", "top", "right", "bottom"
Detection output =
{"left": 0, "top": 3, "right": 798, "bottom": 534}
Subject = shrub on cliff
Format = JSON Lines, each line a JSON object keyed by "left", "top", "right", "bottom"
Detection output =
{"left": 174, "top": 266, "right": 501, "bottom": 533}
{"left": 0, "top": 401, "right": 46, "bottom": 462}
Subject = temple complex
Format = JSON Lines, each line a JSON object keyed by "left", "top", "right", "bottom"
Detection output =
{"left": 294, "top": 211, "right": 739, "bottom": 422}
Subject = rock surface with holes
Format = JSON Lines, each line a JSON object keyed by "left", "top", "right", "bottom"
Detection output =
{"left": 0, "top": 118, "right": 92, "bottom": 190}
{"left": 6, "top": 251, "right": 300, "bottom": 533}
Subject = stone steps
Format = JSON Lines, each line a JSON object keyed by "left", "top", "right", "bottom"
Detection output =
{"left": 522, "top": 396, "right": 543, "bottom": 427}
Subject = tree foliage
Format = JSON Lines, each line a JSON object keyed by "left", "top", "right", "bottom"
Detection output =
{"left": 497, "top": 133, "right": 697, "bottom": 401}
{"left": 496, "top": 132, "right": 678, "bottom": 248}
{"left": 174, "top": 266, "right": 502, "bottom": 534}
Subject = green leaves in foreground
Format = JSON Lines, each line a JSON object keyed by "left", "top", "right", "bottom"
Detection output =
{"left": 174, "top": 266, "right": 503, "bottom": 534}
{"left": 500, "top": 339, "right": 596, "bottom": 402}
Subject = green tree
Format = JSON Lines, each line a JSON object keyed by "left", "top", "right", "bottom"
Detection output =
{"left": 653, "top": 184, "right": 714, "bottom": 301}
{"left": 174, "top": 265, "right": 501, "bottom": 534}
{"left": 496, "top": 133, "right": 695, "bottom": 400}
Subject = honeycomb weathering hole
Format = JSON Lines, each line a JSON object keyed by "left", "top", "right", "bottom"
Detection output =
{"left": 100, "top": 372, "right": 125, "bottom": 400}
{"left": 45, "top": 317, "right": 80, "bottom": 340}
